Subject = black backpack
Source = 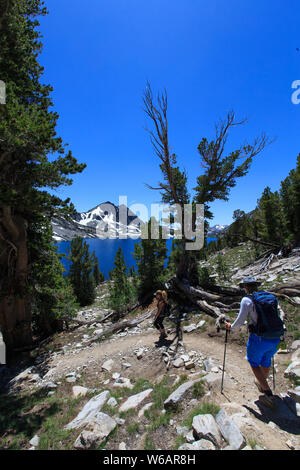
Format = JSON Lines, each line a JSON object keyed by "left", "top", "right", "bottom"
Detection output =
{"left": 248, "top": 291, "right": 284, "bottom": 339}
{"left": 161, "top": 302, "right": 171, "bottom": 318}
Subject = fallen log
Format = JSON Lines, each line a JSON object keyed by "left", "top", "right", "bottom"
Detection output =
{"left": 86, "top": 309, "right": 155, "bottom": 345}
{"left": 62, "top": 302, "right": 142, "bottom": 328}
{"left": 171, "top": 277, "right": 221, "bottom": 302}
{"left": 245, "top": 236, "right": 280, "bottom": 249}
{"left": 269, "top": 292, "right": 299, "bottom": 306}
{"left": 273, "top": 288, "right": 300, "bottom": 297}
{"left": 61, "top": 313, "right": 113, "bottom": 327}
{"left": 215, "top": 301, "right": 241, "bottom": 309}
{"left": 272, "top": 282, "right": 300, "bottom": 292}
{"left": 206, "top": 285, "right": 244, "bottom": 297}
{"left": 195, "top": 300, "right": 221, "bottom": 318}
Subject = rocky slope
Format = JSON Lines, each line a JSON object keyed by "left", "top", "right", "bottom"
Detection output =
{"left": 1, "top": 248, "right": 299, "bottom": 451}
{"left": 0, "top": 295, "right": 299, "bottom": 451}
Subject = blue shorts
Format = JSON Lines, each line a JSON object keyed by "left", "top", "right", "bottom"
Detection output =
{"left": 247, "top": 333, "right": 280, "bottom": 368}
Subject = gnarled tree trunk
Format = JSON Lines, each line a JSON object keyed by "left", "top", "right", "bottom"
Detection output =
{"left": 0, "top": 206, "right": 32, "bottom": 353}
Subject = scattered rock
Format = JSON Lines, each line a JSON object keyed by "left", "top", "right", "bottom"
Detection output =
{"left": 291, "top": 340, "right": 300, "bottom": 350}
{"left": 122, "top": 362, "right": 132, "bottom": 369}
{"left": 65, "top": 390, "right": 110, "bottom": 430}
{"left": 215, "top": 409, "right": 246, "bottom": 450}
{"left": 138, "top": 402, "right": 153, "bottom": 418}
{"left": 173, "top": 358, "right": 184, "bottom": 368}
{"left": 185, "top": 361, "right": 195, "bottom": 370}
{"left": 192, "top": 414, "right": 222, "bottom": 448}
{"left": 135, "top": 349, "right": 144, "bottom": 360}
{"left": 183, "top": 324, "right": 197, "bottom": 333}
{"left": 116, "top": 418, "right": 125, "bottom": 425}
{"left": 179, "top": 439, "right": 215, "bottom": 450}
{"left": 72, "top": 386, "right": 88, "bottom": 398}
{"left": 101, "top": 359, "right": 115, "bottom": 372}
{"left": 119, "top": 442, "right": 127, "bottom": 450}
{"left": 107, "top": 397, "right": 118, "bottom": 407}
{"left": 93, "top": 329, "right": 103, "bottom": 336}
{"left": 119, "top": 389, "right": 153, "bottom": 413}
{"left": 291, "top": 349, "right": 300, "bottom": 362}
{"left": 185, "top": 430, "right": 195, "bottom": 443}
{"left": 114, "top": 377, "right": 134, "bottom": 389}
{"left": 85, "top": 412, "right": 117, "bottom": 440}
{"left": 285, "top": 367, "right": 300, "bottom": 382}
{"left": 181, "top": 354, "right": 190, "bottom": 362}
{"left": 42, "top": 382, "right": 57, "bottom": 390}
{"left": 9, "top": 367, "right": 37, "bottom": 386}
{"left": 286, "top": 440, "right": 295, "bottom": 450}
{"left": 29, "top": 435, "right": 40, "bottom": 447}
{"left": 66, "top": 376, "right": 77, "bottom": 383}
{"left": 164, "top": 380, "right": 196, "bottom": 410}
{"left": 74, "top": 430, "right": 99, "bottom": 450}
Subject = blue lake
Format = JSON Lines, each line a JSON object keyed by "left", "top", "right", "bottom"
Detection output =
{"left": 55, "top": 238, "right": 216, "bottom": 280}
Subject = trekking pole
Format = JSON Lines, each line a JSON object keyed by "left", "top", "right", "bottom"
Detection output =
{"left": 221, "top": 328, "right": 230, "bottom": 393}
{"left": 272, "top": 356, "right": 276, "bottom": 394}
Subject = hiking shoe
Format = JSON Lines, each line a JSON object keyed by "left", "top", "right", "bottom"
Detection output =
{"left": 259, "top": 393, "right": 276, "bottom": 409}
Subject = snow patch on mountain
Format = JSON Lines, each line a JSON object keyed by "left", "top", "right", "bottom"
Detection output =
{"left": 52, "top": 201, "right": 143, "bottom": 241}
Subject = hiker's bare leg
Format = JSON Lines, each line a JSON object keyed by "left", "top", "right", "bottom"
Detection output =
{"left": 250, "top": 365, "right": 271, "bottom": 392}
{"left": 261, "top": 366, "right": 270, "bottom": 379}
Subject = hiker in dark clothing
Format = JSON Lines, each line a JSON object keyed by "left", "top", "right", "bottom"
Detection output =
{"left": 225, "top": 276, "right": 285, "bottom": 407}
{"left": 154, "top": 290, "right": 168, "bottom": 340}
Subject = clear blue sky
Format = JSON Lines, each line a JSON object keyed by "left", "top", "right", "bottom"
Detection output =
{"left": 39, "top": 0, "right": 300, "bottom": 226}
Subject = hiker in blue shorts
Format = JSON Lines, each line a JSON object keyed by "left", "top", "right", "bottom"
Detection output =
{"left": 225, "top": 276, "right": 285, "bottom": 407}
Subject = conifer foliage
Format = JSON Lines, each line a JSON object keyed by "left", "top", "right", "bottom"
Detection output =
{"left": 0, "top": 1, "right": 86, "bottom": 351}
{"left": 109, "top": 247, "right": 136, "bottom": 316}
{"left": 133, "top": 218, "right": 168, "bottom": 301}
{"left": 67, "top": 238, "right": 96, "bottom": 307}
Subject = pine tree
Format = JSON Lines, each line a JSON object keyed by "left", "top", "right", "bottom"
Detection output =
{"left": 167, "top": 238, "right": 184, "bottom": 275}
{"left": 109, "top": 247, "right": 135, "bottom": 315}
{"left": 281, "top": 154, "right": 300, "bottom": 244}
{"left": 216, "top": 255, "right": 230, "bottom": 281}
{"left": 29, "top": 219, "right": 78, "bottom": 337}
{"left": 68, "top": 238, "right": 96, "bottom": 306}
{"left": 133, "top": 218, "right": 168, "bottom": 301}
{"left": 0, "top": 1, "right": 86, "bottom": 351}
{"left": 257, "top": 187, "right": 285, "bottom": 245}
{"left": 91, "top": 251, "right": 105, "bottom": 285}
{"left": 143, "top": 83, "right": 271, "bottom": 283}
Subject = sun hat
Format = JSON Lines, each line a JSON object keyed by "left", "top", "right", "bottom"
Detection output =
{"left": 239, "top": 276, "right": 261, "bottom": 288}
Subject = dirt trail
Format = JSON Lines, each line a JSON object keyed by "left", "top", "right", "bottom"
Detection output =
{"left": 42, "top": 324, "right": 300, "bottom": 450}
